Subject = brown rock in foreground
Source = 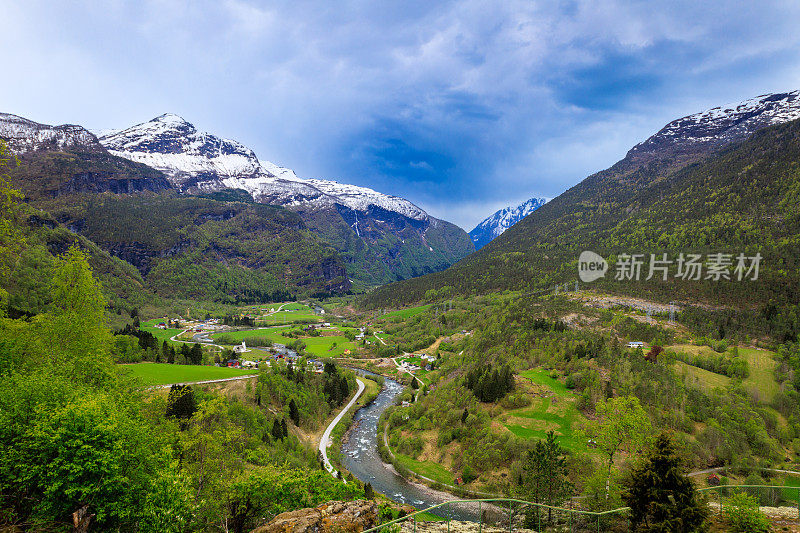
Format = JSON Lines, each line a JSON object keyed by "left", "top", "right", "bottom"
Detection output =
{"left": 251, "top": 500, "right": 378, "bottom": 533}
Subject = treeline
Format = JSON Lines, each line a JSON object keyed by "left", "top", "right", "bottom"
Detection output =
{"left": 670, "top": 349, "right": 750, "bottom": 379}
{"left": 223, "top": 315, "right": 256, "bottom": 327}
{"left": 464, "top": 364, "right": 514, "bottom": 402}
{"left": 216, "top": 334, "right": 273, "bottom": 347}
{"left": 111, "top": 325, "right": 204, "bottom": 365}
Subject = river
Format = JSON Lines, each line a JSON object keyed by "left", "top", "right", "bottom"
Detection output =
{"left": 341, "top": 372, "right": 499, "bottom": 522}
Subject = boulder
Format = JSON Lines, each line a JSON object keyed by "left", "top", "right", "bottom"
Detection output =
{"left": 252, "top": 500, "right": 378, "bottom": 533}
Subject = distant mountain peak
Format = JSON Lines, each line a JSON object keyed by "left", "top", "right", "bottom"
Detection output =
{"left": 469, "top": 196, "right": 548, "bottom": 250}
{"left": 97, "top": 114, "right": 429, "bottom": 221}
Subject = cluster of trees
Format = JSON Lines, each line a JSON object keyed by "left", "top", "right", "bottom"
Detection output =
{"left": 464, "top": 364, "right": 514, "bottom": 402}
{"left": 257, "top": 361, "right": 355, "bottom": 430}
{"left": 670, "top": 349, "right": 749, "bottom": 379}
{"left": 322, "top": 361, "right": 352, "bottom": 406}
{"left": 111, "top": 325, "right": 204, "bottom": 365}
{"left": 223, "top": 314, "right": 256, "bottom": 327}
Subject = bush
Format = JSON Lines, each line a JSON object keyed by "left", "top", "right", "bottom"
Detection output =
{"left": 725, "top": 491, "right": 771, "bottom": 533}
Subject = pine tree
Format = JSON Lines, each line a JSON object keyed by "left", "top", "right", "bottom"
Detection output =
{"left": 165, "top": 385, "right": 197, "bottom": 419}
{"left": 623, "top": 432, "right": 708, "bottom": 532}
{"left": 271, "top": 419, "right": 283, "bottom": 440}
{"left": 281, "top": 418, "right": 288, "bottom": 438}
{"left": 518, "top": 431, "right": 573, "bottom": 527}
{"left": 364, "top": 482, "right": 374, "bottom": 500}
{"left": 190, "top": 343, "right": 203, "bottom": 365}
{"left": 289, "top": 399, "right": 299, "bottom": 426}
{"left": 461, "top": 408, "right": 469, "bottom": 423}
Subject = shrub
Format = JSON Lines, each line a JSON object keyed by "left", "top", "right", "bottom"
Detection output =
{"left": 725, "top": 491, "right": 771, "bottom": 533}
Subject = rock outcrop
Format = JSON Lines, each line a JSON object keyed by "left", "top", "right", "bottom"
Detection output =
{"left": 251, "top": 500, "right": 378, "bottom": 533}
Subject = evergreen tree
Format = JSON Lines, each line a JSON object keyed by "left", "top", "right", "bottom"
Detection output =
{"left": 180, "top": 344, "right": 191, "bottom": 364}
{"left": 190, "top": 343, "right": 203, "bottom": 365}
{"left": 623, "top": 432, "right": 708, "bottom": 532}
{"left": 167, "top": 345, "right": 175, "bottom": 364}
{"left": 281, "top": 418, "right": 288, "bottom": 438}
{"left": 289, "top": 399, "right": 300, "bottom": 426}
{"left": 165, "top": 385, "right": 197, "bottom": 420}
{"left": 364, "top": 482, "right": 374, "bottom": 500}
{"left": 461, "top": 408, "right": 469, "bottom": 423}
{"left": 271, "top": 419, "right": 283, "bottom": 440}
{"left": 518, "top": 431, "right": 573, "bottom": 527}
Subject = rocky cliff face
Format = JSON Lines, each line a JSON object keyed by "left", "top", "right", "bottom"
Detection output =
{"left": 251, "top": 500, "right": 378, "bottom": 533}
{"left": 626, "top": 90, "right": 800, "bottom": 167}
{"left": 0, "top": 113, "right": 174, "bottom": 199}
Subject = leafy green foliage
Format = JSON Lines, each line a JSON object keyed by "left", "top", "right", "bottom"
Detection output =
{"left": 724, "top": 491, "right": 771, "bottom": 532}
{"left": 34, "top": 192, "right": 349, "bottom": 302}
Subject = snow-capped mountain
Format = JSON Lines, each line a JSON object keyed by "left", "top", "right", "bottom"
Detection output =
{"left": 469, "top": 197, "right": 547, "bottom": 250}
{"left": 96, "top": 114, "right": 473, "bottom": 285}
{"left": 98, "top": 114, "right": 426, "bottom": 221}
{"left": 0, "top": 112, "right": 100, "bottom": 154}
{"left": 627, "top": 90, "right": 800, "bottom": 164}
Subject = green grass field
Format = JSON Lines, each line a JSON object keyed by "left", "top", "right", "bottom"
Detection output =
{"left": 211, "top": 327, "right": 357, "bottom": 357}
{"left": 669, "top": 344, "right": 778, "bottom": 401}
{"left": 140, "top": 319, "right": 187, "bottom": 346}
{"left": 393, "top": 453, "right": 454, "bottom": 486}
{"left": 739, "top": 347, "right": 779, "bottom": 401}
{"left": 674, "top": 360, "right": 731, "bottom": 391}
{"left": 120, "top": 363, "right": 256, "bottom": 386}
{"left": 382, "top": 304, "right": 432, "bottom": 319}
{"left": 257, "top": 311, "right": 321, "bottom": 325}
{"left": 507, "top": 369, "right": 586, "bottom": 451}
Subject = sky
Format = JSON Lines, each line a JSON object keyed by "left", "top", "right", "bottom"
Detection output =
{"left": 2, "top": 0, "right": 800, "bottom": 230}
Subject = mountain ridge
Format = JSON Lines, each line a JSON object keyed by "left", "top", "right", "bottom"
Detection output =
{"left": 364, "top": 89, "right": 800, "bottom": 309}
{"left": 96, "top": 113, "right": 474, "bottom": 286}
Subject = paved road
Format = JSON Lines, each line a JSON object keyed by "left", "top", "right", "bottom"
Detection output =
{"left": 319, "top": 377, "right": 366, "bottom": 477}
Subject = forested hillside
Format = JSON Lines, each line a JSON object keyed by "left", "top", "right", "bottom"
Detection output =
{"left": 0, "top": 140, "right": 367, "bottom": 530}
{"left": 33, "top": 192, "right": 350, "bottom": 302}
{"left": 365, "top": 118, "right": 800, "bottom": 321}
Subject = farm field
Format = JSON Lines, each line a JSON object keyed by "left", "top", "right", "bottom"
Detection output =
{"left": 381, "top": 304, "right": 432, "bottom": 319}
{"left": 140, "top": 318, "right": 186, "bottom": 346}
{"left": 120, "top": 362, "right": 256, "bottom": 386}
{"left": 257, "top": 311, "right": 321, "bottom": 325}
{"left": 212, "top": 326, "right": 359, "bottom": 357}
{"left": 668, "top": 344, "right": 778, "bottom": 400}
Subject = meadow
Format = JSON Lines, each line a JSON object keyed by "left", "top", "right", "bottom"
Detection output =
{"left": 119, "top": 362, "right": 256, "bottom": 386}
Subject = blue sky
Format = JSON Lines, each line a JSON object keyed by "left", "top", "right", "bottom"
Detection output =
{"left": 2, "top": 0, "right": 800, "bottom": 230}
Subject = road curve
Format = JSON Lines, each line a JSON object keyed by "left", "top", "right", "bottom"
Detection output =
{"left": 319, "top": 377, "right": 366, "bottom": 477}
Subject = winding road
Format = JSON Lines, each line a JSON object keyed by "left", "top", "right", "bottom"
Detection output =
{"left": 319, "top": 377, "right": 366, "bottom": 477}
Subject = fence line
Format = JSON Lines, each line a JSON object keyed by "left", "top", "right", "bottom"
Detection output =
{"left": 363, "top": 485, "right": 800, "bottom": 533}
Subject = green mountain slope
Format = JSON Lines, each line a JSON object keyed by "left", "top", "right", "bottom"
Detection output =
{"left": 33, "top": 193, "right": 350, "bottom": 302}
{"left": 365, "top": 118, "right": 800, "bottom": 313}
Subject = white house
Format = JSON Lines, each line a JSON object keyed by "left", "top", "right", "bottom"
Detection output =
{"left": 234, "top": 341, "right": 248, "bottom": 353}
{"left": 627, "top": 341, "right": 645, "bottom": 349}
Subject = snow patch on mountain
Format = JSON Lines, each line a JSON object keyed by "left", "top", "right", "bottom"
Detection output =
{"left": 0, "top": 112, "right": 100, "bottom": 154}
{"left": 98, "top": 114, "right": 428, "bottom": 221}
{"left": 629, "top": 90, "right": 800, "bottom": 159}
{"left": 469, "top": 197, "right": 548, "bottom": 250}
